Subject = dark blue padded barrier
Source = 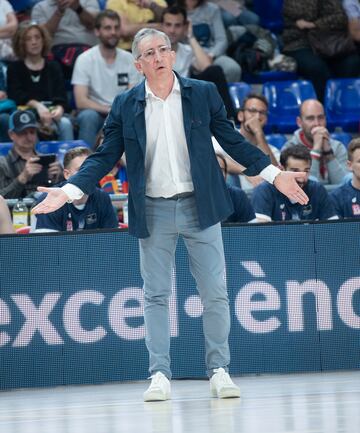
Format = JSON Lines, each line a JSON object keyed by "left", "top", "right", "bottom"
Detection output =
{"left": 0, "top": 220, "right": 359, "bottom": 390}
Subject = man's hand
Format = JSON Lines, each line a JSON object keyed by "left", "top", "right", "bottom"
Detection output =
{"left": 311, "top": 126, "right": 330, "bottom": 151}
{"left": 244, "top": 116, "right": 263, "bottom": 137}
{"left": 32, "top": 187, "right": 69, "bottom": 214}
{"left": 273, "top": 171, "right": 309, "bottom": 205}
{"left": 296, "top": 19, "right": 316, "bottom": 29}
{"left": 17, "top": 157, "right": 43, "bottom": 184}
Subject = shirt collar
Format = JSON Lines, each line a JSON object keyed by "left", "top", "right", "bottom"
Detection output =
{"left": 145, "top": 72, "right": 180, "bottom": 100}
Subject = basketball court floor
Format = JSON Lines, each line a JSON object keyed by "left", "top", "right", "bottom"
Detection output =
{"left": 0, "top": 370, "right": 359, "bottom": 433}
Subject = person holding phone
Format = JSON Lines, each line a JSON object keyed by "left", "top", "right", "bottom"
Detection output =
{"left": 0, "top": 110, "right": 63, "bottom": 199}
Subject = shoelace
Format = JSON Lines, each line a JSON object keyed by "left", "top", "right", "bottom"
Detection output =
{"left": 213, "top": 368, "right": 233, "bottom": 385}
{"left": 148, "top": 373, "right": 165, "bottom": 387}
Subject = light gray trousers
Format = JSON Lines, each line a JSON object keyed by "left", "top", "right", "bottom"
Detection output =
{"left": 139, "top": 195, "right": 230, "bottom": 379}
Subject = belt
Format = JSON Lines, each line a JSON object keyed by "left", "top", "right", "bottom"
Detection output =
{"left": 165, "top": 192, "right": 194, "bottom": 200}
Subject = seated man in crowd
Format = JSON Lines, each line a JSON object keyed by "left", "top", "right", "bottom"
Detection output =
{"left": 0, "top": 195, "right": 14, "bottom": 234}
{"left": 35, "top": 146, "right": 118, "bottom": 231}
{"left": 161, "top": 5, "right": 235, "bottom": 118}
{"left": 330, "top": 138, "right": 360, "bottom": 218}
{"left": 0, "top": 110, "right": 63, "bottom": 199}
{"left": 283, "top": 99, "right": 348, "bottom": 185}
{"left": 31, "top": 0, "right": 100, "bottom": 79}
{"left": 252, "top": 145, "right": 338, "bottom": 222}
{"left": 214, "top": 93, "right": 279, "bottom": 190}
{"left": 216, "top": 154, "right": 255, "bottom": 223}
{"left": 72, "top": 9, "right": 141, "bottom": 147}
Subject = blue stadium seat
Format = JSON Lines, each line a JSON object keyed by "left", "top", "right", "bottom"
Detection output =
{"left": 8, "top": 0, "right": 36, "bottom": 11}
{"left": 228, "top": 82, "right": 252, "bottom": 111}
{"left": 330, "top": 132, "right": 353, "bottom": 148}
{"left": 252, "top": 0, "right": 284, "bottom": 33}
{"left": 325, "top": 79, "right": 360, "bottom": 132}
{"left": 263, "top": 80, "right": 317, "bottom": 133}
{"left": 265, "top": 133, "right": 287, "bottom": 150}
{"left": 0, "top": 143, "right": 13, "bottom": 156}
{"left": 36, "top": 140, "right": 91, "bottom": 162}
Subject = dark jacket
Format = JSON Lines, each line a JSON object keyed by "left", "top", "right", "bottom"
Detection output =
{"left": 68, "top": 74, "right": 270, "bottom": 238}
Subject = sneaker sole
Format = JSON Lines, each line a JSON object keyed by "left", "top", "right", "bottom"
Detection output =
{"left": 143, "top": 390, "right": 171, "bottom": 402}
{"left": 211, "top": 386, "right": 241, "bottom": 399}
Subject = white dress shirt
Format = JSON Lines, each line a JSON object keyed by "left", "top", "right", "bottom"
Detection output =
{"left": 143, "top": 75, "right": 194, "bottom": 198}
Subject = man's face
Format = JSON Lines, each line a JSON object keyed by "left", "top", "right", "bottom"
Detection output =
{"left": 9, "top": 128, "right": 37, "bottom": 153}
{"left": 284, "top": 156, "right": 311, "bottom": 189}
{"left": 162, "top": 13, "right": 187, "bottom": 45}
{"left": 297, "top": 102, "right": 327, "bottom": 143}
{"left": 64, "top": 155, "right": 88, "bottom": 180}
{"left": 348, "top": 148, "right": 360, "bottom": 182}
{"left": 135, "top": 35, "right": 175, "bottom": 82}
{"left": 95, "top": 17, "right": 121, "bottom": 49}
{"left": 238, "top": 98, "right": 268, "bottom": 132}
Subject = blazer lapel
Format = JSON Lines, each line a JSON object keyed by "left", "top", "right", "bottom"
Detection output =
{"left": 133, "top": 82, "right": 147, "bottom": 156}
{"left": 179, "top": 75, "right": 193, "bottom": 146}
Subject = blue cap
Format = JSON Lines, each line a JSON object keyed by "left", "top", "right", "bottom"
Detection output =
{"left": 9, "top": 110, "right": 38, "bottom": 133}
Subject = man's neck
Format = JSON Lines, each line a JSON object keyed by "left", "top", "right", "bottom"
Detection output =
{"left": 15, "top": 150, "right": 36, "bottom": 161}
{"left": 351, "top": 176, "right": 360, "bottom": 190}
{"left": 99, "top": 45, "right": 117, "bottom": 63}
{"left": 171, "top": 42, "right": 179, "bottom": 52}
{"left": 147, "top": 73, "right": 175, "bottom": 100}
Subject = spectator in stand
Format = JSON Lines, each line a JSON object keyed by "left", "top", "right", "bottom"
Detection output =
{"left": 252, "top": 145, "right": 338, "bottom": 222}
{"left": 211, "top": 0, "right": 259, "bottom": 27}
{"left": 107, "top": 0, "right": 165, "bottom": 51}
{"left": 31, "top": 0, "right": 100, "bottom": 79}
{"left": 0, "top": 194, "right": 14, "bottom": 233}
{"left": 185, "top": 0, "right": 241, "bottom": 82}
{"left": 216, "top": 153, "right": 255, "bottom": 222}
{"left": 0, "top": 60, "right": 13, "bottom": 142}
{"left": 7, "top": 22, "right": 74, "bottom": 141}
{"left": 330, "top": 138, "right": 360, "bottom": 218}
{"left": 161, "top": 5, "right": 235, "bottom": 118}
{"left": 282, "top": 0, "right": 360, "bottom": 101}
{"left": 35, "top": 146, "right": 118, "bottom": 231}
{"left": 71, "top": 9, "right": 141, "bottom": 147}
{"left": 283, "top": 99, "right": 348, "bottom": 185}
{"left": 0, "top": 0, "right": 17, "bottom": 61}
{"left": 342, "top": 0, "right": 360, "bottom": 44}
{"left": 0, "top": 110, "right": 63, "bottom": 199}
{"left": 213, "top": 94, "right": 280, "bottom": 191}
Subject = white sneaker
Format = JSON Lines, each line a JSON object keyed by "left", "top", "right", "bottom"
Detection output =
{"left": 143, "top": 372, "right": 171, "bottom": 402}
{"left": 210, "top": 368, "right": 240, "bottom": 399}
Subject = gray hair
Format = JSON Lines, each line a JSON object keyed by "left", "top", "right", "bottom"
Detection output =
{"left": 132, "top": 28, "right": 171, "bottom": 59}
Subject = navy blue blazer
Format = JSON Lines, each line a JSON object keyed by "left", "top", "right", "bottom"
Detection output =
{"left": 68, "top": 74, "right": 271, "bottom": 238}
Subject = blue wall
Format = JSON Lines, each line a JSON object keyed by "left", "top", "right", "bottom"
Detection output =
{"left": 0, "top": 221, "right": 359, "bottom": 390}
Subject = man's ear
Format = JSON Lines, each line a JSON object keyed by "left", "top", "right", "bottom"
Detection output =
{"left": 134, "top": 60, "right": 143, "bottom": 74}
{"left": 63, "top": 169, "right": 70, "bottom": 180}
{"left": 296, "top": 116, "right": 302, "bottom": 129}
{"left": 237, "top": 110, "right": 244, "bottom": 124}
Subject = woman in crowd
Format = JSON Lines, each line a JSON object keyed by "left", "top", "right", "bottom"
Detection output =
{"left": 184, "top": 0, "right": 241, "bottom": 82}
{"left": 282, "top": 0, "right": 360, "bottom": 101}
{"left": 7, "top": 22, "right": 74, "bottom": 141}
{"left": 0, "top": 0, "right": 17, "bottom": 61}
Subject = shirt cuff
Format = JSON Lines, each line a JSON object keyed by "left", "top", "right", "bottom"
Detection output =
{"left": 62, "top": 183, "right": 84, "bottom": 202}
{"left": 260, "top": 164, "right": 281, "bottom": 184}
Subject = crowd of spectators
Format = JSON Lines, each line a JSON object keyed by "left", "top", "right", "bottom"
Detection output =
{"left": 1, "top": 0, "right": 360, "bottom": 233}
